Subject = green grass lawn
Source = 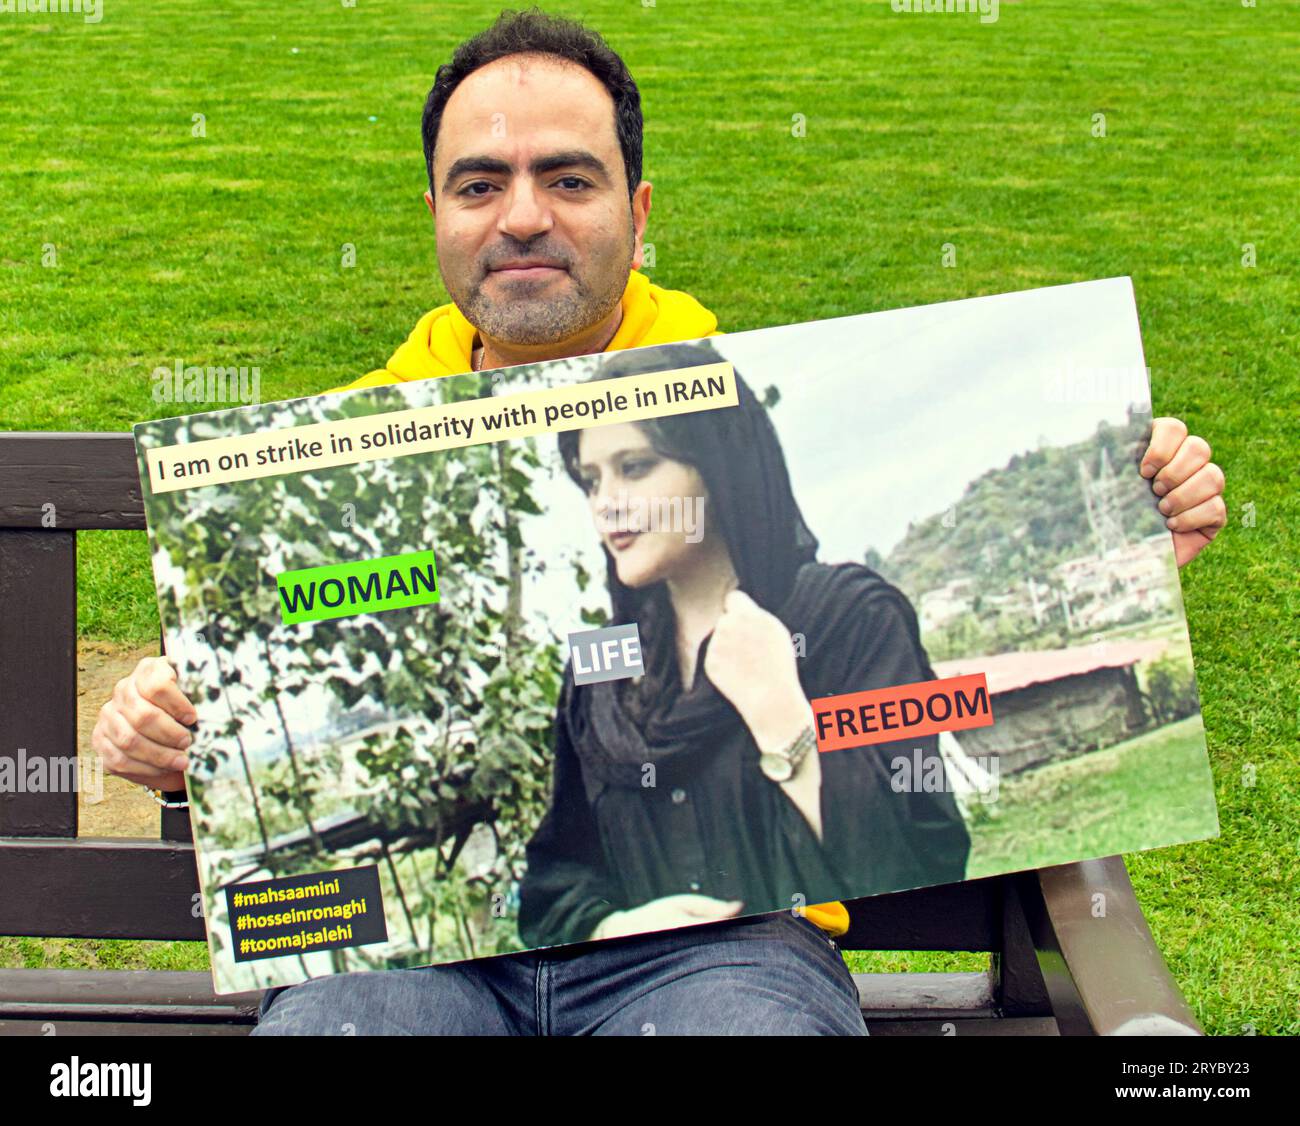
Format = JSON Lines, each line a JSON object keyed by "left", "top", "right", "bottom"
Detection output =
{"left": 1, "top": 0, "right": 1296, "bottom": 1034}
{"left": 966, "top": 715, "right": 1220, "bottom": 877}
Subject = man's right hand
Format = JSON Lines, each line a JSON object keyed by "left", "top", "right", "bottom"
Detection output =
{"left": 91, "top": 656, "right": 197, "bottom": 792}
{"left": 592, "top": 894, "right": 744, "bottom": 941}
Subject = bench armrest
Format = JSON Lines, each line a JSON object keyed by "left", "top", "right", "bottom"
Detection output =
{"left": 1019, "top": 855, "right": 1202, "bottom": 1035}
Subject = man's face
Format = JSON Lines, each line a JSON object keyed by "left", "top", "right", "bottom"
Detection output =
{"left": 429, "top": 53, "right": 651, "bottom": 346}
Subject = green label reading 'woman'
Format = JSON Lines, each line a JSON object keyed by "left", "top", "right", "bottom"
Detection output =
{"left": 275, "top": 550, "right": 440, "bottom": 624}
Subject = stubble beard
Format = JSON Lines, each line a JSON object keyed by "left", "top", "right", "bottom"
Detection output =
{"left": 449, "top": 221, "right": 636, "bottom": 347}
{"left": 458, "top": 267, "right": 624, "bottom": 347}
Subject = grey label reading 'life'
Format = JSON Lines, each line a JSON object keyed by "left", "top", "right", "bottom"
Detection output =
{"left": 569, "top": 623, "right": 644, "bottom": 685}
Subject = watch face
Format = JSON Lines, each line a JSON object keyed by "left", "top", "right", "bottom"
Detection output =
{"left": 760, "top": 753, "right": 794, "bottom": 783}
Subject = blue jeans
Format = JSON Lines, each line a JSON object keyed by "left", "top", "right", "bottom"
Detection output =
{"left": 252, "top": 911, "right": 867, "bottom": 1036}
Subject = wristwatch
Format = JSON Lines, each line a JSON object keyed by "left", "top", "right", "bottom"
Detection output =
{"left": 759, "top": 725, "right": 816, "bottom": 783}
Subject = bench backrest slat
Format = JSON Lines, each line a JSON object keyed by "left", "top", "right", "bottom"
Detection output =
{"left": 0, "top": 432, "right": 145, "bottom": 531}
{"left": 0, "top": 528, "right": 79, "bottom": 837}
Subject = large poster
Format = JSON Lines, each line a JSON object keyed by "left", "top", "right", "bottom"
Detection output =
{"left": 134, "top": 277, "right": 1218, "bottom": 995}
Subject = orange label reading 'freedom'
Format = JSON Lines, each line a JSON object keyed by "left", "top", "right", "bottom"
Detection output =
{"left": 812, "top": 673, "right": 994, "bottom": 753}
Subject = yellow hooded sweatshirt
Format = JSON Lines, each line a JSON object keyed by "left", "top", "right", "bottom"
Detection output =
{"left": 325, "top": 269, "right": 850, "bottom": 939}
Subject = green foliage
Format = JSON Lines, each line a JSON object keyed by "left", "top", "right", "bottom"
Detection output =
{"left": 138, "top": 369, "right": 565, "bottom": 965}
{"left": 1145, "top": 656, "right": 1200, "bottom": 726}
{"left": 881, "top": 416, "right": 1165, "bottom": 598}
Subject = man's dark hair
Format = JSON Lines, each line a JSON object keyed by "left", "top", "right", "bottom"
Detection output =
{"left": 421, "top": 7, "right": 643, "bottom": 204}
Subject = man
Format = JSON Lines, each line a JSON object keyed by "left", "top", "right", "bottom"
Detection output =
{"left": 93, "top": 8, "right": 1227, "bottom": 1034}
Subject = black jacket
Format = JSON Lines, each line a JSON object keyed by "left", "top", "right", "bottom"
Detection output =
{"left": 517, "top": 563, "right": 973, "bottom": 949}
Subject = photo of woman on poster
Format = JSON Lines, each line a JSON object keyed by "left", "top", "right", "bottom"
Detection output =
{"left": 518, "top": 342, "right": 973, "bottom": 949}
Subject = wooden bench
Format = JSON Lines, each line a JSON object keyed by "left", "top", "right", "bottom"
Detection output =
{"left": 0, "top": 432, "right": 1204, "bottom": 1036}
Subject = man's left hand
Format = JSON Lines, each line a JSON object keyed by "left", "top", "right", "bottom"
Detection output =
{"left": 1139, "top": 417, "right": 1226, "bottom": 568}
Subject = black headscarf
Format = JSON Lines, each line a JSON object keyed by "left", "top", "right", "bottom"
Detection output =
{"left": 555, "top": 341, "right": 823, "bottom": 790}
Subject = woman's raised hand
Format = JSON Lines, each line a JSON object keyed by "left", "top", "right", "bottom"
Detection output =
{"left": 704, "top": 589, "right": 810, "bottom": 750}
{"left": 703, "top": 589, "right": 799, "bottom": 718}
{"left": 592, "top": 894, "right": 745, "bottom": 941}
